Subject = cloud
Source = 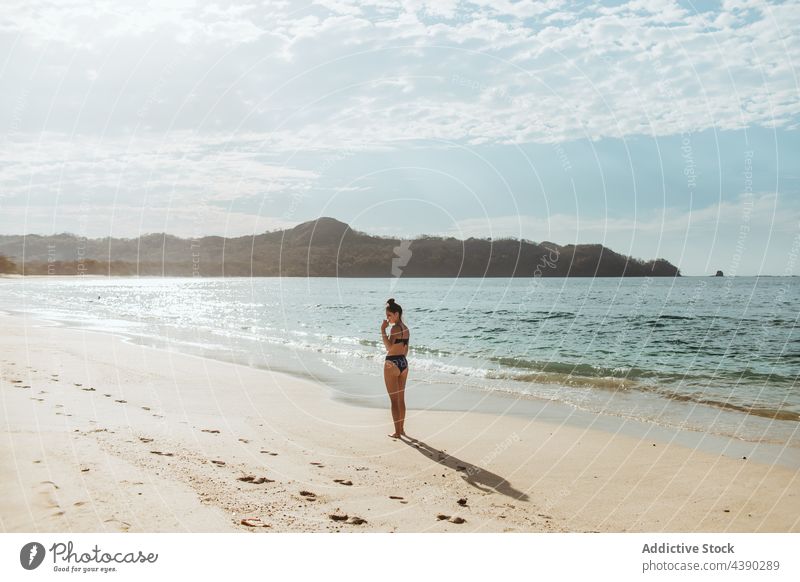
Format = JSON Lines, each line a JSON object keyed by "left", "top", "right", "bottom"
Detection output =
{"left": 0, "top": 0, "right": 796, "bottom": 147}
{"left": 0, "top": 132, "right": 320, "bottom": 209}
{"left": 445, "top": 192, "right": 800, "bottom": 275}
{"left": 0, "top": 0, "right": 797, "bottom": 270}
{"left": 0, "top": 201, "right": 300, "bottom": 239}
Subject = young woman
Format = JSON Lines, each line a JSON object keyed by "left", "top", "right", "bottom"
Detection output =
{"left": 381, "top": 297, "right": 409, "bottom": 439}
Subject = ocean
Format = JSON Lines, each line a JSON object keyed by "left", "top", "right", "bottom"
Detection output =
{"left": 1, "top": 275, "right": 797, "bottom": 454}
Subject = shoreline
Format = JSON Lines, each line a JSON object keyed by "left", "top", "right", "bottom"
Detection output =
{"left": 1, "top": 311, "right": 798, "bottom": 532}
{"left": 4, "top": 305, "right": 798, "bottom": 472}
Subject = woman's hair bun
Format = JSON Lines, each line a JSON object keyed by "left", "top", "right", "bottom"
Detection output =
{"left": 386, "top": 297, "right": 402, "bottom": 317}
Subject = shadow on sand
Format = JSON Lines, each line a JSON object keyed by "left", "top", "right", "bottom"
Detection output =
{"left": 399, "top": 435, "right": 529, "bottom": 502}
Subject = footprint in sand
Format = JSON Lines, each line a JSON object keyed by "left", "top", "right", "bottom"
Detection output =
{"left": 457, "top": 498, "right": 468, "bottom": 506}
{"left": 150, "top": 451, "right": 174, "bottom": 457}
{"left": 138, "top": 437, "right": 154, "bottom": 443}
{"left": 201, "top": 429, "right": 220, "bottom": 434}
{"left": 141, "top": 406, "right": 150, "bottom": 411}
{"left": 436, "top": 514, "right": 465, "bottom": 523}
{"left": 260, "top": 450, "right": 279, "bottom": 456}
{"left": 81, "top": 387, "right": 96, "bottom": 392}
{"left": 299, "top": 490, "right": 317, "bottom": 501}
{"left": 73, "top": 501, "right": 87, "bottom": 506}
{"left": 104, "top": 394, "right": 112, "bottom": 398}
{"left": 389, "top": 495, "right": 404, "bottom": 500}
{"left": 238, "top": 475, "right": 274, "bottom": 484}
{"left": 240, "top": 518, "right": 270, "bottom": 528}
{"left": 103, "top": 518, "right": 131, "bottom": 532}
{"left": 347, "top": 517, "right": 367, "bottom": 525}
{"left": 310, "top": 461, "right": 324, "bottom": 467}
{"left": 210, "top": 459, "right": 226, "bottom": 466}
{"left": 74, "top": 383, "right": 82, "bottom": 386}
{"left": 333, "top": 479, "right": 353, "bottom": 486}
{"left": 114, "top": 399, "right": 127, "bottom": 404}
{"left": 238, "top": 438, "right": 250, "bottom": 443}
{"left": 329, "top": 513, "right": 349, "bottom": 521}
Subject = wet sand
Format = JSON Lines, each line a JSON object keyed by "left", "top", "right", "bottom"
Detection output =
{"left": 1, "top": 312, "right": 798, "bottom": 532}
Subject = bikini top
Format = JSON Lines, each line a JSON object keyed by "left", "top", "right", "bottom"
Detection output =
{"left": 393, "top": 324, "right": 409, "bottom": 345}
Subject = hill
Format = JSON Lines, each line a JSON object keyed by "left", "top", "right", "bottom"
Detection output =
{"left": 0, "top": 217, "right": 680, "bottom": 277}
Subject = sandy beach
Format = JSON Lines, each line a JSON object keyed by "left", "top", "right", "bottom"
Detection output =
{"left": 1, "top": 311, "right": 797, "bottom": 533}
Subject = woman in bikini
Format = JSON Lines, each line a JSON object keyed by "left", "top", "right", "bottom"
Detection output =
{"left": 381, "top": 298, "right": 409, "bottom": 439}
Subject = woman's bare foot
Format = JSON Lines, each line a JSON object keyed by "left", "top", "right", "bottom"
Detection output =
{"left": 388, "top": 433, "right": 401, "bottom": 439}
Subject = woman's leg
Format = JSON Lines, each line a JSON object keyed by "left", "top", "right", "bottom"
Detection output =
{"left": 383, "top": 360, "right": 402, "bottom": 437}
{"left": 396, "top": 367, "right": 408, "bottom": 435}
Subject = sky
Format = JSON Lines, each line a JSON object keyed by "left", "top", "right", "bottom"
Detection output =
{"left": 0, "top": 0, "right": 798, "bottom": 275}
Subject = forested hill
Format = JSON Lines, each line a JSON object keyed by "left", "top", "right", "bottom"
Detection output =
{"left": 0, "top": 217, "right": 680, "bottom": 277}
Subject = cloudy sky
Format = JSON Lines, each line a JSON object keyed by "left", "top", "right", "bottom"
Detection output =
{"left": 1, "top": 0, "right": 798, "bottom": 275}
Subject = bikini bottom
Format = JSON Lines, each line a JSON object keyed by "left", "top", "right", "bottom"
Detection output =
{"left": 385, "top": 354, "right": 408, "bottom": 373}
